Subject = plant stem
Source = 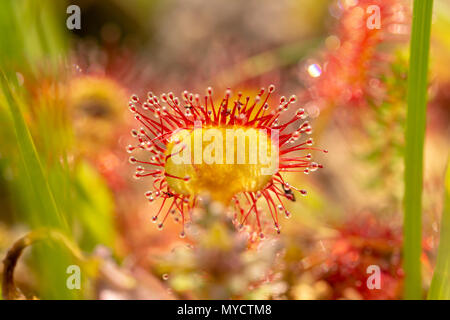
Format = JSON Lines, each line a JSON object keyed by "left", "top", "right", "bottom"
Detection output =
{"left": 403, "top": 0, "right": 433, "bottom": 300}
{"left": 2, "top": 229, "right": 85, "bottom": 300}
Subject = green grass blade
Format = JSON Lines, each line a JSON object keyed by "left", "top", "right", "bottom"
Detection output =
{"left": 0, "top": 1, "right": 82, "bottom": 299}
{"left": 0, "top": 72, "right": 67, "bottom": 229}
{"left": 428, "top": 160, "right": 450, "bottom": 299}
{"left": 0, "top": 72, "right": 81, "bottom": 299}
{"left": 403, "top": 0, "right": 434, "bottom": 300}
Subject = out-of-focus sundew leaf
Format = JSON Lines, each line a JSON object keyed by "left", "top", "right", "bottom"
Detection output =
{"left": 0, "top": 73, "right": 66, "bottom": 229}
{"left": 0, "top": 73, "right": 80, "bottom": 299}
{"left": 428, "top": 160, "right": 450, "bottom": 299}
{"left": 403, "top": 0, "right": 433, "bottom": 300}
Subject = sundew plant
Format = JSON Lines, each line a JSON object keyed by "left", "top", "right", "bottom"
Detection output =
{"left": 127, "top": 86, "right": 326, "bottom": 239}
{"left": 0, "top": 0, "right": 449, "bottom": 302}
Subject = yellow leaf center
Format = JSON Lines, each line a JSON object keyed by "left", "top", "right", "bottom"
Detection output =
{"left": 164, "top": 126, "right": 278, "bottom": 204}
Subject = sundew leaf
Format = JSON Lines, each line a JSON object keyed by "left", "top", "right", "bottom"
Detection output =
{"left": 428, "top": 160, "right": 450, "bottom": 300}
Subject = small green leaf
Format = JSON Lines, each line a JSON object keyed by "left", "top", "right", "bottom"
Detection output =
{"left": 428, "top": 160, "right": 450, "bottom": 299}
